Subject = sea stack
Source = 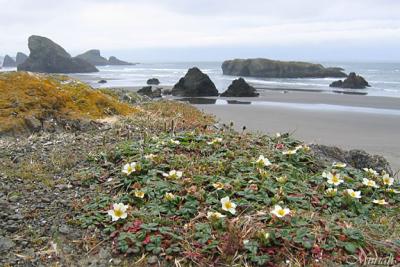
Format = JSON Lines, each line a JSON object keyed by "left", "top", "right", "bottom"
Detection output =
{"left": 76, "top": 49, "right": 109, "bottom": 66}
{"left": 329, "top": 72, "right": 370, "bottom": 89}
{"left": 18, "top": 35, "right": 98, "bottom": 73}
{"left": 108, "top": 56, "right": 133, "bottom": 65}
{"left": 221, "top": 78, "right": 259, "bottom": 97}
{"left": 16, "top": 52, "right": 28, "bottom": 66}
{"left": 171, "top": 67, "right": 219, "bottom": 97}
{"left": 222, "top": 58, "right": 347, "bottom": 78}
{"left": 2, "top": 55, "right": 17, "bottom": 67}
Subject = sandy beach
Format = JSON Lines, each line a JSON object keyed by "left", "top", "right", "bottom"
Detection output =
{"left": 185, "top": 90, "right": 400, "bottom": 172}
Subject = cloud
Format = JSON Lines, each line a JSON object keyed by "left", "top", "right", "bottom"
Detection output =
{"left": 0, "top": 0, "right": 399, "bottom": 60}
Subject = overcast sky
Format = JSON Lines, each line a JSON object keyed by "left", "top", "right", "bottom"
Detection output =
{"left": 1, "top": 0, "right": 400, "bottom": 62}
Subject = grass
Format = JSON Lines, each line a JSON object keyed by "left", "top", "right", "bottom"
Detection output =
{"left": 0, "top": 72, "right": 137, "bottom": 134}
{"left": 78, "top": 125, "right": 400, "bottom": 266}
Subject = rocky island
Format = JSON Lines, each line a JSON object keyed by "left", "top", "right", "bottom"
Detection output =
{"left": 221, "top": 78, "right": 259, "bottom": 97}
{"left": 2, "top": 55, "right": 17, "bottom": 67}
{"left": 76, "top": 49, "right": 134, "bottom": 66}
{"left": 330, "top": 72, "right": 370, "bottom": 89}
{"left": 222, "top": 58, "right": 347, "bottom": 78}
{"left": 172, "top": 67, "right": 219, "bottom": 97}
{"left": 18, "top": 35, "right": 98, "bottom": 73}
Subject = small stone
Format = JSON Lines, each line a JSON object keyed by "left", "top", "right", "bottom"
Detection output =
{"left": 59, "top": 224, "right": 72, "bottom": 235}
{"left": 0, "top": 236, "right": 15, "bottom": 252}
{"left": 147, "top": 256, "right": 158, "bottom": 264}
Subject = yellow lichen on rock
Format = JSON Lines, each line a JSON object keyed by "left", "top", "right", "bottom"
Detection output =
{"left": 0, "top": 71, "right": 137, "bottom": 135}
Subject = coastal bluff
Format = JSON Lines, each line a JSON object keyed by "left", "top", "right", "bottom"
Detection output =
{"left": 76, "top": 49, "right": 134, "bottom": 66}
{"left": 18, "top": 35, "right": 98, "bottom": 73}
{"left": 222, "top": 58, "right": 347, "bottom": 78}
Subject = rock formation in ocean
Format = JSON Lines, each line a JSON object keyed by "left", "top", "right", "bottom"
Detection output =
{"left": 172, "top": 67, "right": 219, "bottom": 97}
{"left": 76, "top": 49, "right": 109, "bottom": 66}
{"left": 222, "top": 58, "right": 347, "bottom": 78}
{"left": 16, "top": 52, "right": 28, "bottom": 66}
{"left": 329, "top": 72, "right": 370, "bottom": 89}
{"left": 221, "top": 78, "right": 259, "bottom": 97}
{"left": 147, "top": 78, "right": 160, "bottom": 85}
{"left": 18, "top": 35, "right": 98, "bottom": 73}
{"left": 137, "top": 86, "right": 162, "bottom": 98}
{"left": 108, "top": 56, "right": 133, "bottom": 65}
{"left": 2, "top": 55, "right": 17, "bottom": 67}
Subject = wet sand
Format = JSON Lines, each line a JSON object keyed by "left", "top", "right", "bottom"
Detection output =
{"left": 192, "top": 91, "right": 400, "bottom": 172}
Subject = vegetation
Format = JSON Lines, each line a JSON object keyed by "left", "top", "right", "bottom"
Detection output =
{"left": 78, "top": 124, "right": 400, "bottom": 265}
{"left": 0, "top": 72, "right": 136, "bottom": 134}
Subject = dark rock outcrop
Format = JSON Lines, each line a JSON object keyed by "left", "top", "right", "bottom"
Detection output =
{"left": 147, "top": 78, "right": 160, "bottom": 85}
{"left": 311, "top": 144, "right": 392, "bottom": 175}
{"left": 18, "top": 35, "right": 98, "bottom": 73}
{"left": 222, "top": 58, "right": 347, "bottom": 78}
{"left": 76, "top": 49, "right": 109, "bottom": 66}
{"left": 172, "top": 67, "right": 219, "bottom": 97}
{"left": 2, "top": 55, "right": 16, "bottom": 67}
{"left": 221, "top": 78, "right": 259, "bottom": 97}
{"left": 137, "top": 86, "right": 162, "bottom": 98}
{"left": 108, "top": 56, "right": 133, "bottom": 66}
{"left": 16, "top": 52, "right": 28, "bottom": 66}
{"left": 329, "top": 72, "right": 370, "bottom": 89}
{"left": 98, "top": 80, "right": 107, "bottom": 84}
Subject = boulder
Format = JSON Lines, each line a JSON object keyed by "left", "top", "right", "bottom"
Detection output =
{"left": 221, "top": 78, "right": 259, "bottom": 97}
{"left": 18, "top": 35, "right": 98, "bottom": 73}
{"left": 2, "top": 55, "right": 16, "bottom": 67}
{"left": 329, "top": 72, "right": 370, "bottom": 89}
{"left": 311, "top": 144, "right": 392, "bottom": 176}
{"left": 108, "top": 56, "right": 133, "bottom": 65}
{"left": 222, "top": 58, "right": 347, "bottom": 78}
{"left": 76, "top": 49, "right": 109, "bottom": 66}
{"left": 137, "top": 86, "right": 162, "bottom": 98}
{"left": 16, "top": 52, "right": 28, "bottom": 66}
{"left": 172, "top": 67, "right": 219, "bottom": 97}
{"left": 98, "top": 80, "right": 107, "bottom": 84}
{"left": 147, "top": 78, "right": 160, "bottom": 85}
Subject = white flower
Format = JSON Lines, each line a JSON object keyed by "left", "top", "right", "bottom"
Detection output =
{"left": 275, "top": 175, "right": 288, "bottom": 184}
{"left": 276, "top": 133, "right": 281, "bottom": 138}
{"left": 163, "top": 170, "right": 183, "bottom": 180}
{"left": 363, "top": 168, "right": 378, "bottom": 176}
{"left": 145, "top": 154, "right": 156, "bottom": 160}
{"left": 326, "top": 172, "right": 344, "bottom": 186}
{"left": 165, "top": 192, "right": 176, "bottom": 201}
{"left": 362, "top": 178, "right": 379, "bottom": 188}
{"left": 325, "top": 188, "right": 338, "bottom": 197}
{"left": 345, "top": 189, "right": 361, "bottom": 199}
{"left": 333, "top": 162, "right": 347, "bottom": 168}
{"left": 372, "top": 199, "right": 388, "bottom": 205}
{"left": 271, "top": 205, "right": 291, "bottom": 218}
{"left": 382, "top": 174, "right": 394, "bottom": 186}
{"left": 243, "top": 240, "right": 249, "bottom": 245}
{"left": 385, "top": 188, "right": 400, "bottom": 194}
{"left": 207, "top": 138, "right": 223, "bottom": 145}
{"left": 221, "top": 196, "right": 237, "bottom": 215}
{"left": 282, "top": 149, "right": 297, "bottom": 155}
{"left": 107, "top": 203, "right": 129, "bottom": 221}
{"left": 170, "top": 139, "right": 180, "bottom": 145}
{"left": 263, "top": 232, "right": 270, "bottom": 239}
{"left": 122, "top": 162, "right": 140, "bottom": 175}
{"left": 134, "top": 191, "right": 145, "bottom": 198}
{"left": 213, "top": 182, "right": 224, "bottom": 190}
{"left": 255, "top": 155, "right": 272, "bottom": 167}
{"left": 207, "top": 211, "right": 226, "bottom": 220}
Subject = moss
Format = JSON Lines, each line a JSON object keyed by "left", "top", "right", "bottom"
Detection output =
{"left": 0, "top": 71, "right": 137, "bottom": 134}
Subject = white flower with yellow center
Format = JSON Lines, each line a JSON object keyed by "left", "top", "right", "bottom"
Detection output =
{"left": 255, "top": 155, "right": 272, "bottom": 167}
{"left": 271, "top": 205, "right": 291, "bottom": 218}
{"left": 325, "top": 188, "right": 338, "bottom": 197}
{"left": 170, "top": 139, "right": 180, "bottom": 145}
{"left": 362, "top": 178, "right": 379, "bottom": 188}
{"left": 107, "top": 203, "right": 129, "bottom": 221}
{"left": 363, "top": 168, "right": 378, "bottom": 176}
{"left": 165, "top": 192, "right": 176, "bottom": 201}
{"left": 213, "top": 182, "right": 224, "bottom": 190}
{"left": 283, "top": 149, "right": 297, "bottom": 155}
{"left": 145, "top": 154, "right": 156, "bottom": 160}
{"left": 382, "top": 174, "right": 394, "bottom": 186}
{"left": 163, "top": 170, "right": 183, "bottom": 180}
{"left": 221, "top": 196, "right": 237, "bottom": 215}
{"left": 385, "top": 188, "right": 400, "bottom": 194}
{"left": 207, "top": 211, "right": 226, "bottom": 220}
{"left": 372, "top": 199, "right": 388, "bottom": 205}
{"left": 207, "top": 138, "right": 223, "bottom": 145}
{"left": 326, "top": 172, "right": 344, "bottom": 186}
{"left": 275, "top": 175, "right": 288, "bottom": 184}
{"left": 134, "top": 191, "right": 145, "bottom": 199}
{"left": 122, "top": 162, "right": 140, "bottom": 175}
{"left": 345, "top": 189, "right": 361, "bottom": 199}
{"left": 332, "top": 162, "right": 347, "bottom": 168}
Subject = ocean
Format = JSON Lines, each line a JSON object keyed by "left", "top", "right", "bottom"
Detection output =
{"left": 2, "top": 61, "right": 400, "bottom": 97}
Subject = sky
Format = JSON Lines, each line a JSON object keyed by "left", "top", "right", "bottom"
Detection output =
{"left": 1, "top": 0, "right": 400, "bottom": 62}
